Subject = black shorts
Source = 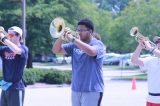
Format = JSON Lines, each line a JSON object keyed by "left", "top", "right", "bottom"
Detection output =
{"left": 0, "top": 90, "right": 25, "bottom": 106}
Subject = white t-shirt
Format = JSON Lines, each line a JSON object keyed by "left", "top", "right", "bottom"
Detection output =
{"left": 140, "top": 56, "right": 160, "bottom": 103}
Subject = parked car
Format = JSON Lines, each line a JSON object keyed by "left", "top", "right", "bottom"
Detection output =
{"left": 122, "top": 53, "right": 151, "bottom": 66}
{"left": 119, "top": 53, "right": 134, "bottom": 66}
{"left": 33, "top": 54, "right": 57, "bottom": 62}
{"left": 103, "top": 53, "right": 121, "bottom": 65}
{"left": 56, "top": 56, "right": 71, "bottom": 64}
{"left": 47, "top": 54, "right": 58, "bottom": 63}
{"left": 119, "top": 53, "right": 133, "bottom": 60}
{"left": 33, "top": 54, "right": 43, "bottom": 62}
{"left": 123, "top": 59, "right": 136, "bottom": 66}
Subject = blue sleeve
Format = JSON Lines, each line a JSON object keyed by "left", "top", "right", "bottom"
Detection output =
{"left": 19, "top": 46, "right": 28, "bottom": 60}
{"left": 0, "top": 46, "right": 7, "bottom": 56}
{"left": 62, "top": 43, "right": 74, "bottom": 56}
{"left": 92, "top": 41, "right": 105, "bottom": 59}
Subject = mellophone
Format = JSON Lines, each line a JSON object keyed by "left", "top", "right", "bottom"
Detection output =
{"left": 49, "top": 17, "right": 79, "bottom": 41}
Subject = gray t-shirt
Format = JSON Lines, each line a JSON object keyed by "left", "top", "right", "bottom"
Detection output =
{"left": 63, "top": 38, "right": 105, "bottom": 92}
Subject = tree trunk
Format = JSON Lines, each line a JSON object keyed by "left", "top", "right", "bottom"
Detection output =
{"left": 26, "top": 50, "right": 33, "bottom": 68}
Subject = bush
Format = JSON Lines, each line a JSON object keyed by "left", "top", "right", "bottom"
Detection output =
{"left": 23, "top": 68, "right": 44, "bottom": 84}
{"left": 23, "top": 70, "right": 36, "bottom": 85}
{"left": 0, "top": 71, "right": 3, "bottom": 80}
{"left": 43, "top": 71, "right": 65, "bottom": 84}
{"left": 64, "top": 71, "right": 72, "bottom": 84}
{"left": 0, "top": 68, "right": 72, "bottom": 85}
{"left": 24, "top": 69, "right": 72, "bottom": 85}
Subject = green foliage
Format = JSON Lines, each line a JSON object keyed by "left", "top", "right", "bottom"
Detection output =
{"left": 23, "top": 69, "right": 37, "bottom": 84}
{"left": 0, "top": 0, "right": 112, "bottom": 53}
{"left": 0, "top": 68, "right": 72, "bottom": 85}
{"left": 23, "top": 68, "right": 46, "bottom": 84}
{"left": 90, "top": 0, "right": 132, "bottom": 12}
{"left": 43, "top": 70, "right": 65, "bottom": 84}
{"left": 0, "top": 0, "right": 83, "bottom": 55}
{"left": 107, "top": 0, "right": 160, "bottom": 53}
{"left": 0, "top": 71, "right": 3, "bottom": 80}
{"left": 23, "top": 68, "right": 72, "bottom": 85}
{"left": 1, "top": 0, "right": 160, "bottom": 53}
{"left": 78, "top": 0, "right": 112, "bottom": 46}
{"left": 64, "top": 71, "right": 72, "bottom": 84}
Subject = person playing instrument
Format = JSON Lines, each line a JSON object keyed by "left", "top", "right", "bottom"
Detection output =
{"left": 0, "top": 26, "right": 28, "bottom": 106}
{"left": 52, "top": 19, "right": 105, "bottom": 106}
{"left": 132, "top": 36, "right": 160, "bottom": 106}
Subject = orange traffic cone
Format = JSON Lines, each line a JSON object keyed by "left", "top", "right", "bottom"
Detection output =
{"left": 132, "top": 76, "right": 136, "bottom": 90}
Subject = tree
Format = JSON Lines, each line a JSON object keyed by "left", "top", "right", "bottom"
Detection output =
{"left": 77, "top": 0, "right": 112, "bottom": 47}
{"left": 0, "top": 0, "right": 84, "bottom": 68}
{"left": 107, "top": 0, "right": 160, "bottom": 53}
{"left": 89, "top": 0, "right": 132, "bottom": 13}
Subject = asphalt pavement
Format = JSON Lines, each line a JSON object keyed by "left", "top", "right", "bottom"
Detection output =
{"left": 0, "top": 63, "right": 146, "bottom": 106}
{"left": 20, "top": 80, "right": 148, "bottom": 106}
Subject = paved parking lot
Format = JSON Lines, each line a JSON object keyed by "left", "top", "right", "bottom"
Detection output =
{"left": 21, "top": 80, "right": 148, "bottom": 106}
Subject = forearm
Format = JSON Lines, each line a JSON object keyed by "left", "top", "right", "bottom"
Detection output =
{"left": 131, "top": 45, "right": 142, "bottom": 63}
{"left": 4, "top": 39, "right": 22, "bottom": 54}
{"left": 152, "top": 48, "right": 160, "bottom": 57}
{"left": 74, "top": 39, "right": 97, "bottom": 56}
{"left": 52, "top": 37, "right": 65, "bottom": 54}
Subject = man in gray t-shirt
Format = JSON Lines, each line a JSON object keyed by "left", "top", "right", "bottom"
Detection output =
{"left": 52, "top": 18, "right": 105, "bottom": 106}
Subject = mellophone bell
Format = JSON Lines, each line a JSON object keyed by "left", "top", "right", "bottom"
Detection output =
{"left": 49, "top": 17, "right": 79, "bottom": 41}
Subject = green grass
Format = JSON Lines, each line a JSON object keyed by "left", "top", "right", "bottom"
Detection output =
{"left": 119, "top": 74, "right": 147, "bottom": 80}
{"left": 103, "top": 65, "right": 138, "bottom": 70}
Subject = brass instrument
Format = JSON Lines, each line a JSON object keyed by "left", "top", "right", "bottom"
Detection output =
{"left": 130, "top": 27, "right": 156, "bottom": 47}
{"left": 49, "top": 17, "right": 79, "bottom": 41}
{"left": 0, "top": 26, "right": 8, "bottom": 44}
{"left": 0, "top": 26, "right": 8, "bottom": 36}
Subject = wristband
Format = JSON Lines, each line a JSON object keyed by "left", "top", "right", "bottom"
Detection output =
{"left": 1, "top": 37, "right": 7, "bottom": 43}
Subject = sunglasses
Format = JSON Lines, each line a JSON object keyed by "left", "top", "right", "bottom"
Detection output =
{"left": 76, "top": 29, "right": 89, "bottom": 32}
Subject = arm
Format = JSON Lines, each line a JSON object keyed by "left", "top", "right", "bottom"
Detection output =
{"left": 0, "top": 33, "right": 22, "bottom": 55}
{"left": 152, "top": 49, "right": 160, "bottom": 57}
{"left": 52, "top": 37, "right": 65, "bottom": 54}
{"left": 53, "top": 29, "right": 98, "bottom": 56}
{"left": 4, "top": 39, "right": 22, "bottom": 55}
{"left": 66, "top": 32, "right": 98, "bottom": 56}
{"left": 143, "top": 40, "right": 160, "bottom": 57}
{"left": 74, "top": 39, "right": 97, "bottom": 56}
{"left": 131, "top": 44, "right": 144, "bottom": 67}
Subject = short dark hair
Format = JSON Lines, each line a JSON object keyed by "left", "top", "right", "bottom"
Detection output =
{"left": 78, "top": 18, "right": 94, "bottom": 32}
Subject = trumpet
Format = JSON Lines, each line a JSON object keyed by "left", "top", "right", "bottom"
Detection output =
{"left": 130, "top": 27, "right": 156, "bottom": 47}
{"left": 0, "top": 26, "right": 8, "bottom": 36}
{"left": 49, "top": 17, "right": 79, "bottom": 41}
{"left": 0, "top": 26, "right": 8, "bottom": 44}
